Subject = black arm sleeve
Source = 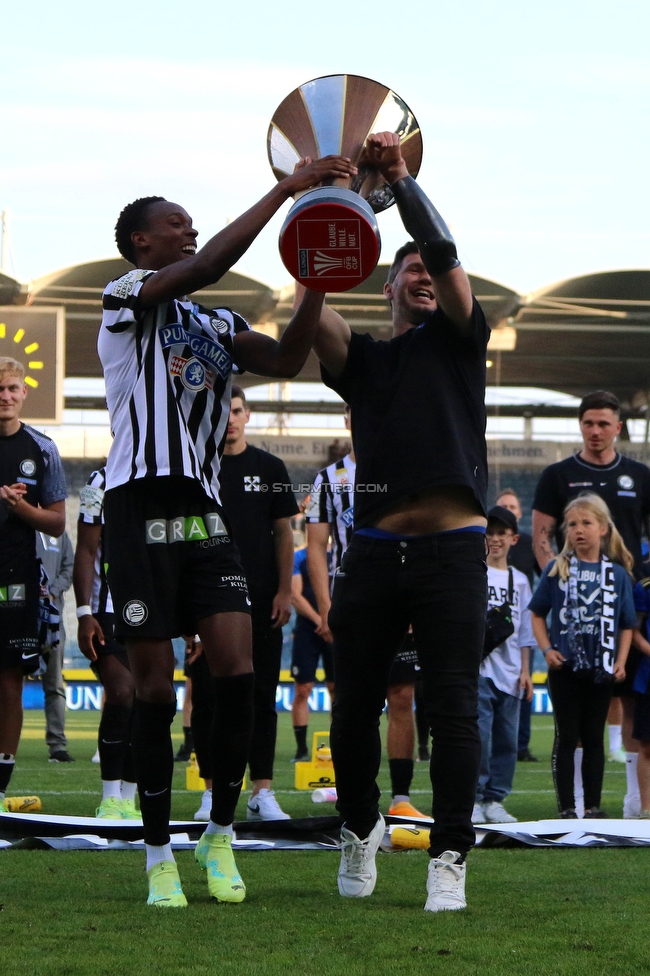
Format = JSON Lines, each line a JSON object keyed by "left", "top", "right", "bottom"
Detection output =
{"left": 391, "top": 176, "right": 460, "bottom": 276}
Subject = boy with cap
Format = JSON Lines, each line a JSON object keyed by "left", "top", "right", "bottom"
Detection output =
{"left": 473, "top": 506, "right": 534, "bottom": 824}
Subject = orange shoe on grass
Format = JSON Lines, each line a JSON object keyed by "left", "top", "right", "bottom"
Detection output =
{"left": 388, "top": 799, "right": 428, "bottom": 819}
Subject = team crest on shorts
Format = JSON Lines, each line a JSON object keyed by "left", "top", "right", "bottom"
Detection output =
{"left": 123, "top": 600, "right": 148, "bottom": 626}
{"left": 19, "top": 459, "right": 36, "bottom": 477}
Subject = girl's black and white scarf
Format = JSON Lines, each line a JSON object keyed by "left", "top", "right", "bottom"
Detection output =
{"left": 566, "top": 552, "right": 617, "bottom": 684}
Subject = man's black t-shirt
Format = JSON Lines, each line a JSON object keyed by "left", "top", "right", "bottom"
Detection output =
{"left": 321, "top": 300, "right": 489, "bottom": 528}
{"left": 533, "top": 452, "right": 650, "bottom": 575}
{"left": 219, "top": 445, "right": 298, "bottom": 607}
{"left": 0, "top": 424, "right": 67, "bottom": 573}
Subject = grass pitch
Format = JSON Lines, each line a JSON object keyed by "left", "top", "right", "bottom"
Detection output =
{"left": 3, "top": 711, "right": 650, "bottom": 975}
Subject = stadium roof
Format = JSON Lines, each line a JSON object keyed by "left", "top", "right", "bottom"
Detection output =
{"left": 4, "top": 259, "right": 650, "bottom": 407}
{"left": 509, "top": 270, "right": 650, "bottom": 403}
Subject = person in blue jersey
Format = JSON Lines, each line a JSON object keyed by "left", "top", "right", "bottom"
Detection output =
{"left": 530, "top": 494, "right": 636, "bottom": 818}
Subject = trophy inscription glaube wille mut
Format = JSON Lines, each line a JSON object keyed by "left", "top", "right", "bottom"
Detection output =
{"left": 268, "top": 74, "right": 422, "bottom": 292}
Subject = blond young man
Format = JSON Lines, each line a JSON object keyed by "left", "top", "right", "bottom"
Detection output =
{"left": 0, "top": 357, "right": 66, "bottom": 809}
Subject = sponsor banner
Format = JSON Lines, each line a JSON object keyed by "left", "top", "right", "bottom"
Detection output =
{"left": 245, "top": 436, "right": 650, "bottom": 470}
{"left": 488, "top": 441, "right": 650, "bottom": 468}
{"left": 23, "top": 680, "right": 553, "bottom": 714}
{"left": 22, "top": 681, "right": 335, "bottom": 712}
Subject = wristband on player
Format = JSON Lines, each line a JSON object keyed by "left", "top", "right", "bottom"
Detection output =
{"left": 390, "top": 176, "right": 461, "bottom": 276}
{"left": 541, "top": 646, "right": 554, "bottom": 656}
{"left": 76, "top": 605, "right": 93, "bottom": 619}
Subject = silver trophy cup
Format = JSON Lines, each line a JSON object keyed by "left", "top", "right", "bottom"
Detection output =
{"left": 268, "top": 74, "right": 422, "bottom": 292}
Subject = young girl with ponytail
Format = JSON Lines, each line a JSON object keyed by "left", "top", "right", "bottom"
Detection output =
{"left": 529, "top": 493, "right": 636, "bottom": 818}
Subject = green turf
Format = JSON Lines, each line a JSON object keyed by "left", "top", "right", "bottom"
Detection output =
{"left": 3, "top": 711, "right": 649, "bottom": 975}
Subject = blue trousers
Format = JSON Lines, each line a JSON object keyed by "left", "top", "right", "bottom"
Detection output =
{"left": 476, "top": 675, "right": 520, "bottom": 803}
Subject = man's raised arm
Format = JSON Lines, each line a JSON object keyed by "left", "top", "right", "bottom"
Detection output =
{"left": 366, "top": 132, "right": 473, "bottom": 330}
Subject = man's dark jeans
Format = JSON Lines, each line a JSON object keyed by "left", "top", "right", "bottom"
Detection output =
{"left": 329, "top": 530, "right": 487, "bottom": 857}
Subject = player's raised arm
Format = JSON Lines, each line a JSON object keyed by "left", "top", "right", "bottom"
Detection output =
{"left": 292, "top": 281, "right": 352, "bottom": 382}
{"left": 366, "top": 132, "right": 473, "bottom": 331}
{"left": 137, "top": 156, "right": 357, "bottom": 308}
{"left": 233, "top": 288, "right": 325, "bottom": 378}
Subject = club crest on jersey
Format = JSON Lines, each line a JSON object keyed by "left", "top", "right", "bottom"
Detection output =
{"left": 209, "top": 316, "right": 230, "bottom": 336}
{"left": 618, "top": 475, "right": 634, "bottom": 490}
{"left": 19, "top": 459, "right": 36, "bottom": 477}
{"left": 123, "top": 600, "right": 148, "bottom": 626}
{"left": 181, "top": 358, "right": 211, "bottom": 392}
{"left": 160, "top": 324, "right": 232, "bottom": 379}
{"left": 169, "top": 355, "right": 214, "bottom": 393}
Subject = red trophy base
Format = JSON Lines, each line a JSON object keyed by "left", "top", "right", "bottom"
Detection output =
{"left": 279, "top": 187, "right": 381, "bottom": 293}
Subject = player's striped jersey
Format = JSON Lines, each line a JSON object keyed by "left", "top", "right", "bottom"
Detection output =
{"left": 78, "top": 468, "right": 113, "bottom": 615}
{"left": 99, "top": 269, "right": 250, "bottom": 501}
{"left": 305, "top": 453, "right": 355, "bottom": 576}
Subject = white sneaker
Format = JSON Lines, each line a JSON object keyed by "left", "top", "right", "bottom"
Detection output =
{"left": 425, "top": 851, "right": 466, "bottom": 912}
{"left": 193, "top": 788, "right": 212, "bottom": 822}
{"left": 624, "top": 794, "right": 641, "bottom": 819}
{"left": 91, "top": 748, "right": 100, "bottom": 764}
{"left": 337, "top": 815, "right": 385, "bottom": 898}
{"left": 471, "top": 803, "right": 486, "bottom": 824}
{"left": 608, "top": 748, "right": 627, "bottom": 763}
{"left": 246, "top": 789, "right": 290, "bottom": 821}
{"left": 483, "top": 801, "right": 517, "bottom": 824}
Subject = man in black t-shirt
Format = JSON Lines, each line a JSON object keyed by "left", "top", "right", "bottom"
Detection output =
{"left": 532, "top": 389, "right": 650, "bottom": 818}
{"left": 532, "top": 390, "right": 650, "bottom": 577}
{"left": 0, "top": 357, "right": 67, "bottom": 811}
{"left": 189, "top": 385, "right": 298, "bottom": 822}
{"left": 310, "top": 132, "right": 489, "bottom": 913}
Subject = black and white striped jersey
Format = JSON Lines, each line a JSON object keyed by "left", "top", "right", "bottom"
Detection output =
{"left": 305, "top": 453, "right": 355, "bottom": 576}
{"left": 78, "top": 468, "right": 113, "bottom": 615}
{"left": 99, "top": 269, "right": 250, "bottom": 501}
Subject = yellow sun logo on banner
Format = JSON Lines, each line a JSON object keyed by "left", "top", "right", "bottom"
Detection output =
{"left": 0, "top": 322, "right": 44, "bottom": 388}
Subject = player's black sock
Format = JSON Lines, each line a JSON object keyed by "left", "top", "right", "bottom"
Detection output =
{"left": 122, "top": 706, "right": 136, "bottom": 784}
{"left": 209, "top": 673, "right": 254, "bottom": 825}
{"left": 389, "top": 758, "right": 414, "bottom": 798}
{"left": 293, "top": 725, "right": 308, "bottom": 755}
{"left": 132, "top": 698, "right": 176, "bottom": 845}
{"left": 0, "top": 754, "right": 16, "bottom": 794}
{"left": 182, "top": 726, "right": 194, "bottom": 751}
{"left": 98, "top": 703, "right": 131, "bottom": 782}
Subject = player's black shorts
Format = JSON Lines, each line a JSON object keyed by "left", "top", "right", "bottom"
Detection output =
{"left": 104, "top": 476, "right": 251, "bottom": 640}
{"left": 88, "top": 612, "right": 130, "bottom": 677}
{"left": 0, "top": 557, "right": 41, "bottom": 675}
{"left": 387, "top": 632, "right": 420, "bottom": 687}
{"left": 291, "top": 619, "right": 334, "bottom": 684}
{"left": 633, "top": 691, "right": 650, "bottom": 743}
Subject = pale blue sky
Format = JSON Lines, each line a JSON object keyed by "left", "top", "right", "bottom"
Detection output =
{"left": 2, "top": 0, "right": 649, "bottom": 294}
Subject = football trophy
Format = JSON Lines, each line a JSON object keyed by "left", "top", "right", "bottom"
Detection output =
{"left": 267, "top": 74, "right": 422, "bottom": 292}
